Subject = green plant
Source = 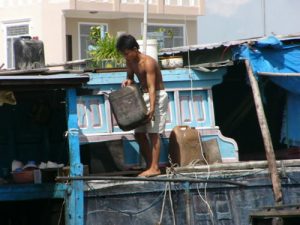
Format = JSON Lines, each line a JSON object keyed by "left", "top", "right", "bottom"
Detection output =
{"left": 88, "top": 26, "right": 125, "bottom": 68}
{"left": 149, "top": 27, "right": 175, "bottom": 50}
{"left": 156, "top": 28, "right": 174, "bottom": 40}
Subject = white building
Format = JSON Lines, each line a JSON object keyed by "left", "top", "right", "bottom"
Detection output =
{"left": 0, "top": 0, "right": 204, "bottom": 69}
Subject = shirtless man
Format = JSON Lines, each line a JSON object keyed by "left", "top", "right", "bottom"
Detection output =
{"left": 116, "top": 34, "right": 168, "bottom": 177}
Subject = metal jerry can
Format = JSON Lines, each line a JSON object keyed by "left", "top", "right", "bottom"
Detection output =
{"left": 169, "top": 126, "right": 206, "bottom": 166}
{"left": 108, "top": 84, "right": 148, "bottom": 131}
{"left": 13, "top": 36, "right": 45, "bottom": 70}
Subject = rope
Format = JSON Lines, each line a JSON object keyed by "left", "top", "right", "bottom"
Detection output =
{"left": 157, "top": 155, "right": 177, "bottom": 225}
{"left": 157, "top": 182, "right": 169, "bottom": 225}
{"left": 193, "top": 131, "right": 215, "bottom": 224}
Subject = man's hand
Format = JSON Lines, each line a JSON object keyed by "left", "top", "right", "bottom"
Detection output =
{"left": 121, "top": 79, "right": 133, "bottom": 87}
{"left": 147, "top": 110, "right": 155, "bottom": 122}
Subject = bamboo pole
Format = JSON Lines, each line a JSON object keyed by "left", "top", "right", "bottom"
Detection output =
{"left": 174, "top": 159, "right": 300, "bottom": 173}
{"left": 56, "top": 175, "right": 246, "bottom": 186}
{"left": 258, "top": 72, "right": 300, "bottom": 77}
{"left": 245, "top": 60, "right": 282, "bottom": 205}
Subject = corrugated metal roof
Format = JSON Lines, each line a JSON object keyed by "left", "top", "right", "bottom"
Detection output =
{"left": 0, "top": 73, "right": 89, "bottom": 90}
{"left": 159, "top": 33, "right": 300, "bottom": 56}
{"left": 185, "top": 59, "right": 234, "bottom": 71}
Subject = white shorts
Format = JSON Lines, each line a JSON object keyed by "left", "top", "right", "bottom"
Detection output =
{"left": 134, "top": 90, "right": 168, "bottom": 134}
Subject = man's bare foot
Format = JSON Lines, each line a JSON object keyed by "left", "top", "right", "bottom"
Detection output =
{"left": 138, "top": 168, "right": 161, "bottom": 177}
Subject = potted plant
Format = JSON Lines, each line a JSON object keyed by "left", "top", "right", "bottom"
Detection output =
{"left": 88, "top": 26, "right": 125, "bottom": 69}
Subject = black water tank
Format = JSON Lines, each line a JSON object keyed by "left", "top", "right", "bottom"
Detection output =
{"left": 13, "top": 36, "right": 45, "bottom": 70}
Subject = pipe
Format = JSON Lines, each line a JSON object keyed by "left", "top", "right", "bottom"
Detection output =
{"left": 142, "top": 0, "right": 148, "bottom": 54}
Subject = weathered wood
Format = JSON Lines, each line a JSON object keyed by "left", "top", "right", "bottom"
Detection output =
{"left": 65, "top": 89, "right": 84, "bottom": 225}
{"left": 173, "top": 159, "right": 300, "bottom": 172}
{"left": 93, "top": 171, "right": 141, "bottom": 176}
{"left": 245, "top": 60, "right": 282, "bottom": 205}
{"left": 46, "top": 59, "right": 90, "bottom": 67}
{"left": 56, "top": 175, "right": 247, "bottom": 186}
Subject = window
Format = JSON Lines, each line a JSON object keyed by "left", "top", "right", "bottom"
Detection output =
{"left": 121, "top": 0, "right": 157, "bottom": 4}
{"left": 79, "top": 23, "right": 108, "bottom": 59}
{"left": 147, "top": 24, "right": 185, "bottom": 48}
{"left": 121, "top": 0, "right": 140, "bottom": 3}
{"left": 165, "top": 0, "right": 199, "bottom": 6}
{"left": 4, "top": 22, "right": 30, "bottom": 69}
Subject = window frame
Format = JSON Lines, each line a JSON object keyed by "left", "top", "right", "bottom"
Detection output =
{"left": 78, "top": 22, "right": 108, "bottom": 60}
{"left": 144, "top": 23, "right": 186, "bottom": 49}
{"left": 165, "top": 0, "right": 198, "bottom": 6}
{"left": 2, "top": 19, "right": 31, "bottom": 69}
{"left": 121, "top": 0, "right": 156, "bottom": 4}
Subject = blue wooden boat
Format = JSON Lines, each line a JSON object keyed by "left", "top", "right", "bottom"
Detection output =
{"left": 78, "top": 65, "right": 300, "bottom": 225}
{"left": 78, "top": 35, "right": 300, "bottom": 225}
{"left": 1, "top": 35, "right": 300, "bottom": 225}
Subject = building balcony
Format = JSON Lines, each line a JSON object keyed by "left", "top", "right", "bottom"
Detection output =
{"left": 72, "top": 0, "right": 204, "bottom": 17}
{"left": 0, "top": 0, "right": 204, "bottom": 19}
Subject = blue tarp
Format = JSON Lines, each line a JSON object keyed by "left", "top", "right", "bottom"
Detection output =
{"left": 233, "top": 36, "right": 300, "bottom": 76}
{"left": 233, "top": 36, "right": 300, "bottom": 146}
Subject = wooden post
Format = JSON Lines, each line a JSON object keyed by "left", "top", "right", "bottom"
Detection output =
{"left": 65, "top": 88, "right": 84, "bottom": 225}
{"left": 245, "top": 60, "right": 282, "bottom": 205}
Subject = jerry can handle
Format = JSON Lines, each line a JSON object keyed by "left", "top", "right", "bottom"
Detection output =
{"left": 178, "top": 125, "right": 189, "bottom": 130}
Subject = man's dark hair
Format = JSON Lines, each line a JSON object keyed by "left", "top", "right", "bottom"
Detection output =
{"left": 116, "top": 34, "right": 140, "bottom": 53}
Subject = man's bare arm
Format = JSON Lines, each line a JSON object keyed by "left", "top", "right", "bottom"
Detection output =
{"left": 145, "top": 59, "right": 157, "bottom": 121}
{"left": 122, "top": 65, "right": 134, "bottom": 87}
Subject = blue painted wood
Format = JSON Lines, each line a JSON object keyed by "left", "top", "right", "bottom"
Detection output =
{"left": 202, "top": 134, "right": 238, "bottom": 160}
{"left": 165, "top": 92, "right": 177, "bottom": 130}
{"left": 122, "top": 133, "right": 238, "bottom": 167}
{"left": 66, "top": 88, "right": 84, "bottom": 225}
{"left": 77, "top": 95, "right": 108, "bottom": 134}
{"left": 0, "top": 183, "right": 66, "bottom": 201}
{"left": 87, "top": 68, "right": 226, "bottom": 87}
{"left": 123, "top": 136, "right": 170, "bottom": 168}
{"left": 67, "top": 89, "right": 82, "bottom": 167}
{"left": 178, "top": 90, "right": 210, "bottom": 127}
{"left": 79, "top": 83, "right": 218, "bottom": 137}
{"left": 78, "top": 68, "right": 239, "bottom": 164}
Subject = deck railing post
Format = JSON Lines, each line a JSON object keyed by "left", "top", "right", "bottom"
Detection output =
{"left": 65, "top": 88, "right": 84, "bottom": 225}
{"left": 184, "top": 182, "right": 191, "bottom": 225}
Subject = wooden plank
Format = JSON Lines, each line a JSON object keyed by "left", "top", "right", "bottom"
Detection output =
{"left": 245, "top": 60, "right": 282, "bottom": 205}
{"left": 258, "top": 72, "right": 300, "bottom": 77}
{"left": 93, "top": 170, "right": 141, "bottom": 176}
{"left": 173, "top": 159, "right": 300, "bottom": 172}
{"left": 65, "top": 88, "right": 84, "bottom": 225}
{"left": 0, "top": 68, "right": 49, "bottom": 75}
